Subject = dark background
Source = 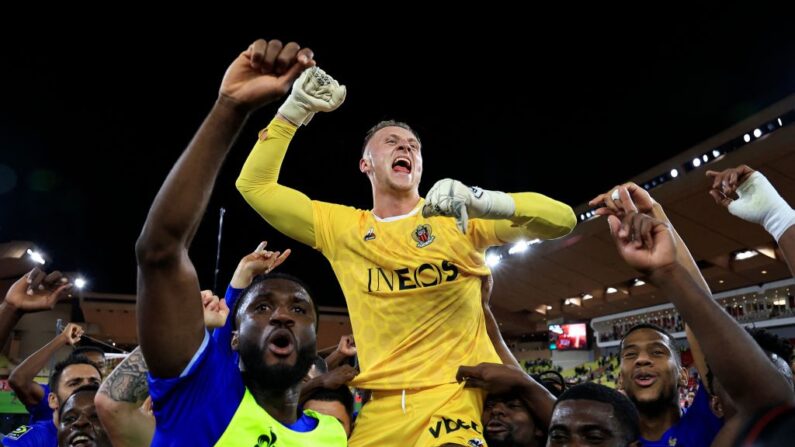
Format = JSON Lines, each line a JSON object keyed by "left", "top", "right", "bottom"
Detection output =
{"left": 1, "top": 6, "right": 793, "bottom": 307}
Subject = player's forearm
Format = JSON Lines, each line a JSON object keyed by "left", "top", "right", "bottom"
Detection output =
{"left": 651, "top": 203, "right": 712, "bottom": 380}
{"left": 298, "top": 376, "right": 325, "bottom": 404}
{"left": 212, "top": 286, "right": 243, "bottom": 349}
{"left": 9, "top": 335, "right": 67, "bottom": 404}
{"left": 484, "top": 305, "right": 521, "bottom": 369}
{"left": 650, "top": 204, "right": 709, "bottom": 290}
{"left": 236, "top": 117, "right": 297, "bottom": 193}
{"left": 137, "top": 97, "right": 248, "bottom": 257}
{"left": 325, "top": 351, "right": 349, "bottom": 371}
{"left": 0, "top": 302, "right": 23, "bottom": 354}
{"left": 11, "top": 334, "right": 67, "bottom": 383}
{"left": 517, "top": 374, "right": 556, "bottom": 429}
{"left": 93, "top": 408, "right": 154, "bottom": 447}
{"left": 137, "top": 97, "right": 247, "bottom": 378}
{"left": 236, "top": 117, "right": 316, "bottom": 246}
{"left": 95, "top": 349, "right": 154, "bottom": 447}
{"left": 98, "top": 347, "right": 149, "bottom": 405}
{"left": 495, "top": 193, "right": 576, "bottom": 242}
{"left": 777, "top": 225, "right": 795, "bottom": 275}
{"left": 650, "top": 263, "right": 794, "bottom": 413}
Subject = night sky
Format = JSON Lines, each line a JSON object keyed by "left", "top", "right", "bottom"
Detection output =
{"left": 1, "top": 7, "right": 793, "bottom": 308}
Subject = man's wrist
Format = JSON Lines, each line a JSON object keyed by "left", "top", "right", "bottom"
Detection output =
{"left": 230, "top": 272, "right": 254, "bottom": 289}
{"left": 0, "top": 301, "right": 25, "bottom": 317}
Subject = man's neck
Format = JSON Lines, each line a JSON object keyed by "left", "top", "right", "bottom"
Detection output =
{"left": 638, "top": 403, "right": 682, "bottom": 441}
{"left": 371, "top": 189, "right": 421, "bottom": 219}
{"left": 245, "top": 377, "right": 302, "bottom": 425}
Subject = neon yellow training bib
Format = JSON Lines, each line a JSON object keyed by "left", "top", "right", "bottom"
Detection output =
{"left": 214, "top": 388, "right": 347, "bottom": 446}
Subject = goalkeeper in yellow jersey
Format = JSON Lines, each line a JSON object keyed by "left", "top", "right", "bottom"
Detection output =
{"left": 236, "top": 66, "right": 576, "bottom": 447}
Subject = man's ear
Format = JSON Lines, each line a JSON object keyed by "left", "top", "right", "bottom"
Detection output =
{"left": 49, "top": 392, "right": 60, "bottom": 425}
{"left": 48, "top": 392, "right": 58, "bottom": 411}
{"left": 360, "top": 154, "right": 371, "bottom": 175}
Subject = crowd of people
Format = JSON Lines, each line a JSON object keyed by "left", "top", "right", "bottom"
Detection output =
{"left": 598, "top": 293, "right": 795, "bottom": 342}
{"left": 1, "top": 37, "right": 794, "bottom": 446}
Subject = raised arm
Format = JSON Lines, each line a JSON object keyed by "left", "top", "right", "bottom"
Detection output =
{"left": 94, "top": 347, "right": 154, "bottom": 447}
{"left": 136, "top": 39, "right": 314, "bottom": 378}
{"left": 9, "top": 323, "right": 83, "bottom": 407}
{"left": 236, "top": 67, "right": 346, "bottom": 247}
{"left": 422, "top": 179, "right": 576, "bottom": 240}
{"left": 325, "top": 334, "right": 357, "bottom": 371}
{"left": 213, "top": 241, "right": 290, "bottom": 350}
{"left": 706, "top": 165, "right": 795, "bottom": 274}
{"left": 456, "top": 363, "right": 557, "bottom": 429}
{"left": 590, "top": 183, "right": 711, "bottom": 380}
{"left": 608, "top": 187, "right": 794, "bottom": 419}
{"left": 495, "top": 192, "right": 578, "bottom": 242}
{"left": 481, "top": 275, "right": 522, "bottom": 369}
{"left": 0, "top": 268, "right": 71, "bottom": 357}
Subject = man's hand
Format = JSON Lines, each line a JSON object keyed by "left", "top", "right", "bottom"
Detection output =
{"left": 4, "top": 268, "right": 72, "bottom": 313}
{"left": 422, "top": 179, "right": 515, "bottom": 233}
{"left": 336, "top": 335, "right": 356, "bottom": 357}
{"left": 230, "top": 241, "right": 291, "bottom": 289}
{"left": 276, "top": 66, "right": 347, "bottom": 126}
{"left": 325, "top": 334, "right": 357, "bottom": 370}
{"left": 456, "top": 362, "right": 530, "bottom": 395}
{"left": 60, "top": 323, "right": 84, "bottom": 346}
{"left": 589, "top": 181, "right": 657, "bottom": 218}
{"left": 706, "top": 164, "right": 756, "bottom": 200}
{"left": 706, "top": 166, "right": 795, "bottom": 241}
{"left": 607, "top": 187, "right": 677, "bottom": 275}
{"left": 201, "top": 290, "right": 229, "bottom": 330}
{"left": 219, "top": 39, "right": 316, "bottom": 112}
{"left": 320, "top": 364, "right": 359, "bottom": 390}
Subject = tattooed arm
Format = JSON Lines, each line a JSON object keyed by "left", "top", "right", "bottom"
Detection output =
{"left": 93, "top": 290, "right": 231, "bottom": 446}
{"left": 94, "top": 347, "right": 154, "bottom": 447}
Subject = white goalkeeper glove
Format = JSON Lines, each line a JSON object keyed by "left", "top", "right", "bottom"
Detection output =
{"left": 277, "top": 66, "right": 346, "bottom": 126}
{"left": 422, "top": 178, "right": 515, "bottom": 233}
{"left": 729, "top": 171, "right": 795, "bottom": 241}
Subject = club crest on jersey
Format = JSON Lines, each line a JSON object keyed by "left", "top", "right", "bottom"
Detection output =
{"left": 412, "top": 224, "right": 435, "bottom": 248}
{"left": 364, "top": 227, "right": 376, "bottom": 241}
{"left": 468, "top": 439, "right": 485, "bottom": 447}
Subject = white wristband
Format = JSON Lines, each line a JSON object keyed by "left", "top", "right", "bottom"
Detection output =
{"left": 728, "top": 172, "right": 795, "bottom": 241}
